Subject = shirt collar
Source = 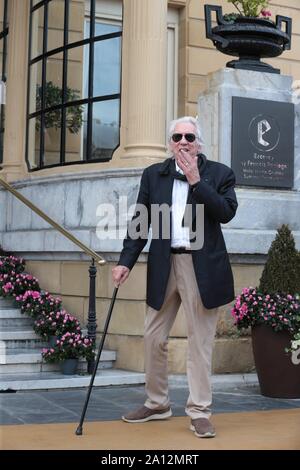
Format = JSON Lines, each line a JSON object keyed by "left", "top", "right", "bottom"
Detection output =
{"left": 175, "top": 161, "right": 184, "bottom": 175}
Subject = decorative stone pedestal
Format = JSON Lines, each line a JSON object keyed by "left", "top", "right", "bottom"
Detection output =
{"left": 197, "top": 68, "right": 300, "bottom": 255}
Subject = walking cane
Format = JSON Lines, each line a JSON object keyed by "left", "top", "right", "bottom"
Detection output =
{"left": 75, "top": 286, "right": 119, "bottom": 435}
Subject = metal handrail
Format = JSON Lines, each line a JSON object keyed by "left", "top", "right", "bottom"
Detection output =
{"left": 0, "top": 177, "right": 106, "bottom": 265}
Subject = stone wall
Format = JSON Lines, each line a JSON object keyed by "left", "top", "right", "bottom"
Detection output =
{"left": 22, "top": 258, "right": 260, "bottom": 374}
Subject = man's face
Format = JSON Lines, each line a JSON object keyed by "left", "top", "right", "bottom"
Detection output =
{"left": 170, "top": 122, "right": 200, "bottom": 162}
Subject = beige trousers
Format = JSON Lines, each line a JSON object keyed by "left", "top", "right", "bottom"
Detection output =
{"left": 144, "top": 254, "right": 219, "bottom": 419}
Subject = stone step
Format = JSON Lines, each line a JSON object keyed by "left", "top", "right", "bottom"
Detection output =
{"left": 0, "top": 361, "right": 115, "bottom": 374}
{"left": 0, "top": 348, "right": 116, "bottom": 364}
{"left": 0, "top": 324, "right": 47, "bottom": 352}
{"left": 0, "top": 309, "right": 34, "bottom": 327}
{"left": 0, "top": 308, "right": 22, "bottom": 316}
{"left": 0, "top": 369, "right": 146, "bottom": 391}
{"left": 0, "top": 327, "right": 41, "bottom": 341}
{"left": 0, "top": 338, "right": 48, "bottom": 350}
{"left": 0, "top": 349, "right": 116, "bottom": 374}
{"left": 0, "top": 297, "right": 118, "bottom": 377}
{"left": 0, "top": 308, "right": 30, "bottom": 318}
{"left": 0, "top": 325, "right": 47, "bottom": 350}
{"left": 0, "top": 318, "right": 34, "bottom": 327}
{"left": 0, "top": 326, "right": 90, "bottom": 349}
{"left": 0, "top": 298, "right": 16, "bottom": 308}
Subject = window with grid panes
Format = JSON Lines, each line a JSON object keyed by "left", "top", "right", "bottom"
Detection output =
{"left": 26, "top": 0, "right": 122, "bottom": 170}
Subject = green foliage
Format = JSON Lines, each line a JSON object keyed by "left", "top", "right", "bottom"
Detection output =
{"left": 259, "top": 225, "right": 300, "bottom": 295}
{"left": 227, "top": 0, "right": 270, "bottom": 17}
{"left": 36, "top": 81, "right": 84, "bottom": 134}
{"left": 0, "top": 255, "right": 25, "bottom": 275}
{"left": 223, "top": 12, "right": 241, "bottom": 22}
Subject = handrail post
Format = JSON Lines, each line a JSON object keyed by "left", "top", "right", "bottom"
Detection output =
{"left": 87, "top": 258, "right": 97, "bottom": 374}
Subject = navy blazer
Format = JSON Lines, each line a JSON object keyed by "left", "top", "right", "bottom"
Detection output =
{"left": 118, "top": 154, "right": 238, "bottom": 310}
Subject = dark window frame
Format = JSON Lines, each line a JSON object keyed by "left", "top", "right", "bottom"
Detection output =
{"left": 26, "top": 0, "right": 122, "bottom": 171}
{"left": 0, "top": 0, "right": 9, "bottom": 165}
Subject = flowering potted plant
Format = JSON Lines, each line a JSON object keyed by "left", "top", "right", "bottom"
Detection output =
{"left": 0, "top": 272, "right": 39, "bottom": 298}
{"left": 0, "top": 255, "right": 25, "bottom": 275}
{"left": 232, "top": 289, "right": 300, "bottom": 335}
{"left": 11, "top": 273, "right": 40, "bottom": 297}
{"left": 226, "top": 0, "right": 271, "bottom": 18}
{"left": 0, "top": 252, "right": 93, "bottom": 375}
{"left": 0, "top": 255, "right": 24, "bottom": 298}
{"left": 204, "top": 2, "right": 292, "bottom": 73}
{"left": 34, "top": 309, "right": 81, "bottom": 341}
{"left": 42, "top": 332, "right": 94, "bottom": 375}
{"left": 16, "top": 290, "right": 62, "bottom": 318}
{"left": 0, "top": 273, "right": 16, "bottom": 297}
{"left": 0, "top": 273, "right": 40, "bottom": 298}
{"left": 232, "top": 225, "right": 300, "bottom": 398}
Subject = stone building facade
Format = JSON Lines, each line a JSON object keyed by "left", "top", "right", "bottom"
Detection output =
{"left": 0, "top": 0, "right": 300, "bottom": 373}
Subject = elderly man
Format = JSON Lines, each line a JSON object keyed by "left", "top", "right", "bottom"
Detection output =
{"left": 112, "top": 116, "right": 238, "bottom": 438}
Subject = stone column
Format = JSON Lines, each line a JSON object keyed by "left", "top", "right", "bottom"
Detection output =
{"left": 120, "top": 0, "right": 168, "bottom": 164}
{"left": 0, "top": 0, "right": 30, "bottom": 181}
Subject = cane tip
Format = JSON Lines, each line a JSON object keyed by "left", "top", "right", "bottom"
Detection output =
{"left": 75, "top": 426, "right": 83, "bottom": 435}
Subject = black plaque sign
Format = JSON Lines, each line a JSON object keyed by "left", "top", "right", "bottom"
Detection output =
{"left": 232, "top": 97, "right": 294, "bottom": 188}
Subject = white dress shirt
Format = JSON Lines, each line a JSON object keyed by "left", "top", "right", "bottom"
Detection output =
{"left": 171, "top": 162, "right": 190, "bottom": 248}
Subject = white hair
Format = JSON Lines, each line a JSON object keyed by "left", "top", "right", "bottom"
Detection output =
{"left": 167, "top": 116, "right": 204, "bottom": 156}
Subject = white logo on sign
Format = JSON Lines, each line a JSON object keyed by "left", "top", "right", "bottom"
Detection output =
{"left": 291, "top": 347, "right": 300, "bottom": 365}
{"left": 249, "top": 114, "right": 280, "bottom": 152}
{"left": 258, "top": 119, "right": 271, "bottom": 147}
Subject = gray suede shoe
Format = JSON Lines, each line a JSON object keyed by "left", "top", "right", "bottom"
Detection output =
{"left": 190, "top": 418, "right": 216, "bottom": 438}
{"left": 122, "top": 405, "right": 172, "bottom": 423}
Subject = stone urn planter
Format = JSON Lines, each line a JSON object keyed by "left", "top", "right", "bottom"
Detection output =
{"left": 252, "top": 325, "right": 300, "bottom": 398}
{"left": 204, "top": 4, "right": 292, "bottom": 74}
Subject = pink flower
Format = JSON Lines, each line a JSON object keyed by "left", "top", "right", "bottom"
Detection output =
{"left": 241, "top": 303, "right": 248, "bottom": 313}
{"left": 261, "top": 9, "right": 271, "bottom": 17}
{"left": 32, "top": 291, "right": 41, "bottom": 299}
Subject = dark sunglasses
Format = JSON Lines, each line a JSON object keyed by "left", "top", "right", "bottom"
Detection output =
{"left": 171, "top": 133, "right": 196, "bottom": 143}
